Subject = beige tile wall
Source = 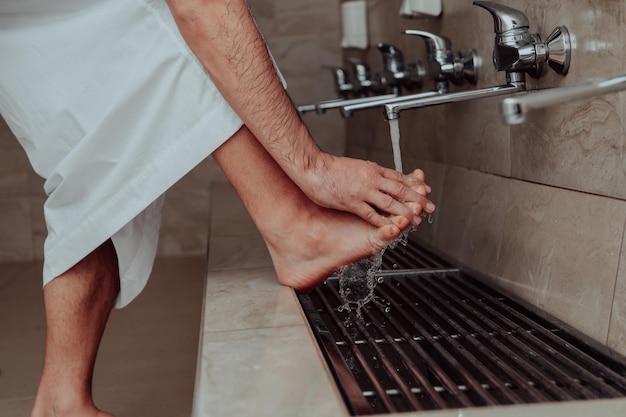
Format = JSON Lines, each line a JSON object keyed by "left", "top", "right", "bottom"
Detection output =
{"left": 344, "top": 0, "right": 626, "bottom": 354}
{"left": 0, "top": 0, "right": 343, "bottom": 261}
{"left": 0, "top": 117, "right": 43, "bottom": 262}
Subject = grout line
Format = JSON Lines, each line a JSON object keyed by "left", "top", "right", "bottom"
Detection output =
{"left": 605, "top": 210, "right": 626, "bottom": 346}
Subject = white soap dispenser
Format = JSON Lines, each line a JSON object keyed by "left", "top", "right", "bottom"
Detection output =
{"left": 400, "top": 0, "right": 442, "bottom": 18}
{"left": 341, "top": 0, "right": 369, "bottom": 50}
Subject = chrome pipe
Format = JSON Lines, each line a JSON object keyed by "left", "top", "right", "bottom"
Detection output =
{"left": 296, "top": 103, "right": 321, "bottom": 115}
{"left": 341, "top": 91, "right": 440, "bottom": 117}
{"left": 315, "top": 93, "right": 399, "bottom": 115}
{"left": 384, "top": 82, "right": 526, "bottom": 120}
{"left": 500, "top": 74, "right": 626, "bottom": 125}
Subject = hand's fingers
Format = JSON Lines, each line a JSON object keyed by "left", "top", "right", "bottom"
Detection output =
{"left": 406, "top": 170, "right": 432, "bottom": 195}
{"left": 357, "top": 202, "right": 422, "bottom": 229}
{"left": 407, "top": 168, "right": 425, "bottom": 182}
{"left": 404, "top": 196, "right": 435, "bottom": 226}
{"left": 366, "top": 190, "right": 435, "bottom": 225}
{"left": 380, "top": 167, "right": 424, "bottom": 183}
{"left": 421, "top": 196, "right": 436, "bottom": 213}
{"left": 405, "top": 202, "right": 428, "bottom": 226}
{"left": 406, "top": 172, "right": 432, "bottom": 195}
{"left": 380, "top": 167, "right": 431, "bottom": 198}
{"left": 378, "top": 177, "right": 424, "bottom": 204}
{"left": 354, "top": 202, "right": 393, "bottom": 228}
{"left": 414, "top": 183, "right": 431, "bottom": 196}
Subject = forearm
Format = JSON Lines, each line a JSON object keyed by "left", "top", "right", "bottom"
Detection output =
{"left": 165, "top": 0, "right": 434, "bottom": 227}
{"left": 166, "top": 0, "right": 322, "bottom": 176}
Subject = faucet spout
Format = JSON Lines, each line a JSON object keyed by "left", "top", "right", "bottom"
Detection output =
{"left": 296, "top": 103, "right": 320, "bottom": 115}
{"left": 384, "top": 82, "right": 526, "bottom": 120}
{"left": 315, "top": 93, "right": 400, "bottom": 115}
{"left": 341, "top": 91, "right": 440, "bottom": 117}
{"left": 473, "top": 1, "right": 530, "bottom": 33}
{"left": 500, "top": 73, "right": 626, "bottom": 125}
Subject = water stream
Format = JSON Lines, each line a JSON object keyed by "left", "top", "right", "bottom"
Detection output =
{"left": 337, "top": 119, "right": 419, "bottom": 317}
{"left": 389, "top": 118, "right": 403, "bottom": 173}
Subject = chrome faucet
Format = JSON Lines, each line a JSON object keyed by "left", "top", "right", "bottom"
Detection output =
{"left": 297, "top": 58, "right": 381, "bottom": 115}
{"left": 500, "top": 73, "right": 626, "bottom": 125}
{"left": 383, "top": 84, "right": 525, "bottom": 120}
{"left": 296, "top": 65, "right": 356, "bottom": 115}
{"left": 404, "top": 30, "right": 478, "bottom": 90}
{"left": 313, "top": 92, "right": 400, "bottom": 115}
{"left": 321, "top": 65, "right": 354, "bottom": 100}
{"left": 342, "top": 29, "right": 480, "bottom": 117}
{"left": 377, "top": 43, "right": 425, "bottom": 93}
{"left": 346, "top": 57, "right": 385, "bottom": 97}
{"left": 382, "top": 1, "right": 572, "bottom": 120}
{"left": 309, "top": 44, "right": 422, "bottom": 116}
{"left": 473, "top": 1, "right": 570, "bottom": 80}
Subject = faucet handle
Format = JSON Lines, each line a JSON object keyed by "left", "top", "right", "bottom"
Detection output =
{"left": 345, "top": 57, "right": 381, "bottom": 96}
{"left": 543, "top": 26, "right": 571, "bottom": 75}
{"left": 403, "top": 30, "right": 451, "bottom": 55}
{"left": 377, "top": 43, "right": 406, "bottom": 76}
{"left": 472, "top": 1, "right": 530, "bottom": 34}
{"left": 474, "top": 1, "right": 570, "bottom": 78}
{"left": 458, "top": 50, "right": 480, "bottom": 86}
{"left": 376, "top": 43, "right": 424, "bottom": 92}
{"left": 321, "top": 65, "right": 354, "bottom": 99}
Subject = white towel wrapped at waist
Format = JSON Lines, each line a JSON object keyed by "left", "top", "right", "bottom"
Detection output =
{"left": 0, "top": 0, "right": 279, "bottom": 307}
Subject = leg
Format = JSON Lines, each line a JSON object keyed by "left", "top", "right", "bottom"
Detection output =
{"left": 213, "top": 126, "right": 411, "bottom": 292}
{"left": 31, "top": 240, "right": 119, "bottom": 417}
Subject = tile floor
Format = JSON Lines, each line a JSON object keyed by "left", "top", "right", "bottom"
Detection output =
{"left": 0, "top": 255, "right": 206, "bottom": 417}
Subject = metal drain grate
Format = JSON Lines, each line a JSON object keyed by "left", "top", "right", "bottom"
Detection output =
{"left": 297, "top": 239, "right": 626, "bottom": 415}
{"left": 379, "top": 239, "right": 454, "bottom": 271}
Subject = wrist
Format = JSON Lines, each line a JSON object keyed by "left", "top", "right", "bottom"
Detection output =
{"left": 275, "top": 123, "right": 324, "bottom": 176}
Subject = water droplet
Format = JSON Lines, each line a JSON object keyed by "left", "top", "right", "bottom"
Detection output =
{"left": 377, "top": 276, "right": 384, "bottom": 283}
{"left": 384, "top": 306, "right": 391, "bottom": 313}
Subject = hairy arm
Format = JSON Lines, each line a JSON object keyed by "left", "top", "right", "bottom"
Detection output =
{"left": 165, "top": 0, "right": 433, "bottom": 226}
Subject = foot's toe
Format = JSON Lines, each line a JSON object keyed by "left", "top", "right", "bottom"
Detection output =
{"left": 375, "top": 215, "right": 408, "bottom": 244}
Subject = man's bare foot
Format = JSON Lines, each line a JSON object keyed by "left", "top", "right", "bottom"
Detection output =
{"left": 30, "top": 240, "right": 119, "bottom": 417}
{"left": 261, "top": 206, "right": 410, "bottom": 293}
{"left": 295, "top": 155, "right": 435, "bottom": 228}
{"left": 211, "top": 125, "right": 430, "bottom": 292}
{"left": 31, "top": 390, "right": 114, "bottom": 417}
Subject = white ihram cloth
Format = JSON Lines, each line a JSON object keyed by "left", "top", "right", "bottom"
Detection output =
{"left": 0, "top": 0, "right": 270, "bottom": 307}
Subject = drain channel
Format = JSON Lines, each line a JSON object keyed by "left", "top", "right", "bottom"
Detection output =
{"left": 298, "top": 239, "right": 626, "bottom": 415}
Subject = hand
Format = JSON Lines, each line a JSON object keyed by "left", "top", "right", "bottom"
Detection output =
{"left": 165, "top": 0, "right": 434, "bottom": 229}
{"left": 296, "top": 153, "right": 435, "bottom": 228}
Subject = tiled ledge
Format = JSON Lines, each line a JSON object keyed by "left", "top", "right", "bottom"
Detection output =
{"left": 192, "top": 182, "right": 626, "bottom": 417}
{"left": 191, "top": 182, "right": 346, "bottom": 417}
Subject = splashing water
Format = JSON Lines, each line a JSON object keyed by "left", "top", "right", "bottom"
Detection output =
{"left": 336, "top": 118, "right": 435, "bottom": 317}
{"left": 337, "top": 227, "right": 417, "bottom": 319}
{"left": 337, "top": 252, "right": 383, "bottom": 318}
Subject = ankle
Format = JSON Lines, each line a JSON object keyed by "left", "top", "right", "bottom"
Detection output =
{"left": 31, "top": 384, "right": 102, "bottom": 417}
{"left": 31, "top": 402, "right": 110, "bottom": 417}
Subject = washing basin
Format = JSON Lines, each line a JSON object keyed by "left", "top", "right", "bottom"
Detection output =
{"left": 298, "top": 238, "right": 626, "bottom": 415}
